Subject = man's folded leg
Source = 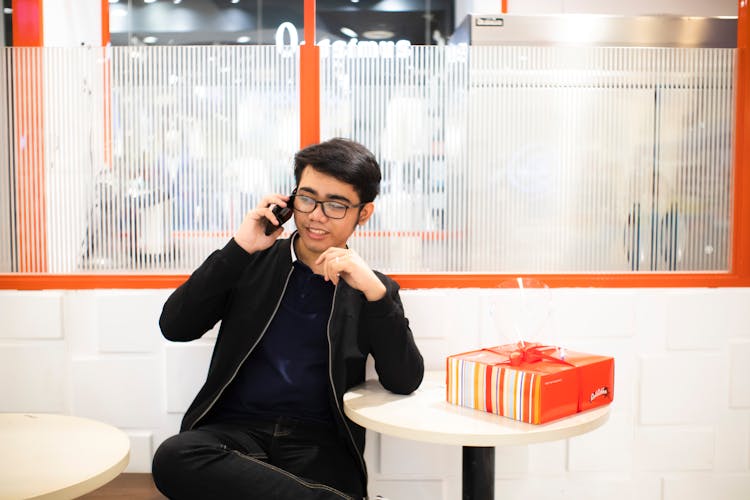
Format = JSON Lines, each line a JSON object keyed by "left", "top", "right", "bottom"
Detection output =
{"left": 270, "top": 418, "right": 365, "bottom": 500}
{"left": 151, "top": 422, "right": 357, "bottom": 500}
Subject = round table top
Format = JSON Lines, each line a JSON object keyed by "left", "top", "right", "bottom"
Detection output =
{"left": 0, "top": 413, "right": 130, "bottom": 500}
{"left": 343, "top": 371, "right": 610, "bottom": 447}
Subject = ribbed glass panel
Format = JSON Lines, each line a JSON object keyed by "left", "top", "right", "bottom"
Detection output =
{"left": 1, "top": 46, "right": 298, "bottom": 273}
{"left": 466, "top": 46, "right": 734, "bottom": 272}
{"left": 0, "top": 49, "right": 13, "bottom": 272}
{"left": 0, "top": 45, "right": 735, "bottom": 274}
{"left": 320, "top": 43, "right": 470, "bottom": 272}
{"left": 5, "top": 48, "right": 49, "bottom": 273}
{"left": 45, "top": 47, "right": 109, "bottom": 273}
{"left": 105, "top": 46, "right": 298, "bottom": 272}
{"left": 321, "top": 45, "right": 734, "bottom": 272}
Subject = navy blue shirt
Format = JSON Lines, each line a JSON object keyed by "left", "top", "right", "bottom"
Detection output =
{"left": 208, "top": 256, "right": 335, "bottom": 425}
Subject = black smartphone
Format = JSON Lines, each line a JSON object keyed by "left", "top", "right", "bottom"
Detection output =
{"left": 263, "top": 203, "right": 294, "bottom": 236}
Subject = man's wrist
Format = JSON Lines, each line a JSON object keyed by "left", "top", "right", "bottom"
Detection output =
{"left": 233, "top": 235, "right": 258, "bottom": 254}
{"left": 363, "top": 280, "right": 387, "bottom": 302}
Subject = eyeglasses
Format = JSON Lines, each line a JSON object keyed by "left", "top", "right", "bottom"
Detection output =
{"left": 292, "top": 193, "right": 365, "bottom": 219}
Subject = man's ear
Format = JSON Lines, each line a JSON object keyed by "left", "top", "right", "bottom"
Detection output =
{"left": 358, "top": 202, "right": 375, "bottom": 225}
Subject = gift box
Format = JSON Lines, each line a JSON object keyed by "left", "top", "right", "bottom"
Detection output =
{"left": 446, "top": 342, "right": 614, "bottom": 424}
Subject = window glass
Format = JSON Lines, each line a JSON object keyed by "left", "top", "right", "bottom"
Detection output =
{"left": 108, "top": 0, "right": 454, "bottom": 46}
{"left": 0, "top": 45, "right": 734, "bottom": 273}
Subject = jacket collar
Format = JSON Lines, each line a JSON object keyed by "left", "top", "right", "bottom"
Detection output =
{"left": 289, "top": 231, "right": 299, "bottom": 263}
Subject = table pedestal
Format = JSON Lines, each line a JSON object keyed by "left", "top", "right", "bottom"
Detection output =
{"left": 343, "top": 374, "right": 610, "bottom": 500}
{"left": 462, "top": 446, "right": 495, "bottom": 500}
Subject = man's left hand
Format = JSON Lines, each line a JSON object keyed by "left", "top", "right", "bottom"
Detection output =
{"left": 315, "top": 248, "right": 386, "bottom": 302}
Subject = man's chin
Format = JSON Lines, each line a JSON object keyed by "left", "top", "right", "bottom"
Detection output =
{"left": 301, "top": 230, "right": 350, "bottom": 253}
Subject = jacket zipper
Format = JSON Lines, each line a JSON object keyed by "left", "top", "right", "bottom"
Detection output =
{"left": 326, "top": 283, "right": 369, "bottom": 485}
{"left": 188, "top": 267, "right": 295, "bottom": 430}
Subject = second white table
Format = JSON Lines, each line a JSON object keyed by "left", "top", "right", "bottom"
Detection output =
{"left": 344, "top": 371, "right": 610, "bottom": 500}
{"left": 0, "top": 413, "right": 130, "bottom": 500}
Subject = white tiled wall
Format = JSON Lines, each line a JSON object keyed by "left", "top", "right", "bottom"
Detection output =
{"left": 1, "top": 287, "right": 749, "bottom": 500}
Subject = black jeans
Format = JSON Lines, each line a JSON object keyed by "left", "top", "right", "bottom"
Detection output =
{"left": 152, "top": 417, "right": 364, "bottom": 500}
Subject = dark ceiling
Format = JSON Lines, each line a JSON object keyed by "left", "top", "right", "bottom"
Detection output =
{"left": 109, "top": 0, "right": 455, "bottom": 46}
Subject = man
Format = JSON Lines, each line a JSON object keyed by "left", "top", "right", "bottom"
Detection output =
{"left": 152, "top": 138, "right": 424, "bottom": 500}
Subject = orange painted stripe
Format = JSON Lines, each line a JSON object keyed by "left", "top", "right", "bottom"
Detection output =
{"left": 523, "top": 373, "right": 533, "bottom": 423}
{"left": 473, "top": 363, "right": 481, "bottom": 410}
{"left": 518, "top": 372, "right": 524, "bottom": 422}
{"left": 496, "top": 370, "right": 501, "bottom": 413}
{"left": 501, "top": 0, "right": 508, "bottom": 14}
{"left": 300, "top": 0, "right": 320, "bottom": 147}
{"left": 171, "top": 230, "right": 459, "bottom": 241}
{"left": 101, "top": 1, "right": 112, "bottom": 172}
{"left": 14, "top": 55, "right": 47, "bottom": 271}
{"left": 511, "top": 370, "right": 521, "bottom": 420}
{"left": 489, "top": 368, "right": 497, "bottom": 413}
{"left": 12, "top": 0, "right": 43, "bottom": 46}
{"left": 101, "top": 0, "right": 110, "bottom": 46}
{"left": 734, "top": 0, "right": 750, "bottom": 279}
{"left": 485, "top": 365, "right": 493, "bottom": 412}
{"left": 445, "top": 358, "right": 452, "bottom": 403}
{"left": 173, "top": 230, "right": 233, "bottom": 239}
{"left": 520, "top": 373, "right": 527, "bottom": 422}
{"left": 453, "top": 360, "right": 461, "bottom": 404}
{"left": 354, "top": 230, "right": 462, "bottom": 241}
{"left": 303, "top": 0, "right": 315, "bottom": 51}
{"left": 533, "top": 376, "right": 542, "bottom": 424}
{"left": 388, "top": 273, "right": 750, "bottom": 288}
{"left": 12, "top": 1, "right": 46, "bottom": 272}
{"left": 0, "top": 274, "right": 189, "bottom": 290}
{"left": 1, "top": 271, "right": 749, "bottom": 290}
{"left": 448, "top": 358, "right": 456, "bottom": 404}
{"left": 498, "top": 368, "right": 505, "bottom": 416}
{"left": 447, "top": 358, "right": 452, "bottom": 403}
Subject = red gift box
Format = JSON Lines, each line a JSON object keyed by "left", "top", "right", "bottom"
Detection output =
{"left": 446, "top": 342, "right": 614, "bottom": 424}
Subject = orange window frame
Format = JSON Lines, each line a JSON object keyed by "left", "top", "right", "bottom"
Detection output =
{"left": 0, "top": 0, "right": 748, "bottom": 290}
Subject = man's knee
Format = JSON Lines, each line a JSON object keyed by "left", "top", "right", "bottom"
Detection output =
{"left": 152, "top": 434, "right": 187, "bottom": 495}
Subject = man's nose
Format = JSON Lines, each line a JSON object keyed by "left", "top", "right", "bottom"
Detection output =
{"left": 308, "top": 202, "right": 328, "bottom": 221}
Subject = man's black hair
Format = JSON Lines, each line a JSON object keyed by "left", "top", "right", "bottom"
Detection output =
{"left": 294, "top": 138, "right": 381, "bottom": 203}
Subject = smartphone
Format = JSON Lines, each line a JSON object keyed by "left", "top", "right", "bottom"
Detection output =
{"left": 263, "top": 203, "right": 294, "bottom": 236}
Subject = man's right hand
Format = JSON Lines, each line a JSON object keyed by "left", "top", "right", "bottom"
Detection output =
{"left": 233, "top": 194, "right": 291, "bottom": 254}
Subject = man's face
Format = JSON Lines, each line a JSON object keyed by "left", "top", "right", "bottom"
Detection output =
{"left": 293, "top": 166, "right": 374, "bottom": 258}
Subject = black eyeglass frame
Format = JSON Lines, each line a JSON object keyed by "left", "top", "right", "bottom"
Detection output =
{"left": 289, "top": 189, "right": 367, "bottom": 220}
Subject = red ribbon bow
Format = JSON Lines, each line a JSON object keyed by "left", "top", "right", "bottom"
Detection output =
{"left": 484, "top": 342, "right": 574, "bottom": 368}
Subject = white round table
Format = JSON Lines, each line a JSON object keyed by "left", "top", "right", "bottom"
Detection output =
{"left": 343, "top": 371, "right": 610, "bottom": 500}
{"left": 0, "top": 413, "right": 130, "bottom": 500}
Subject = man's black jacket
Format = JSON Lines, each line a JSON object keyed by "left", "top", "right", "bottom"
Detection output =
{"left": 159, "top": 235, "right": 425, "bottom": 491}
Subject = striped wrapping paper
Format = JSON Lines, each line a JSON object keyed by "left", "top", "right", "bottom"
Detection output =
{"left": 446, "top": 344, "right": 614, "bottom": 424}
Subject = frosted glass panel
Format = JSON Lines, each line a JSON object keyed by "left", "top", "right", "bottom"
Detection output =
{"left": 0, "top": 45, "right": 735, "bottom": 275}
{"left": 106, "top": 46, "right": 299, "bottom": 272}
{"left": 321, "top": 45, "right": 734, "bottom": 273}
{"left": 0, "top": 49, "right": 12, "bottom": 272}
{"left": 1, "top": 46, "right": 298, "bottom": 273}
{"left": 466, "top": 46, "right": 734, "bottom": 272}
{"left": 320, "top": 44, "right": 470, "bottom": 271}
